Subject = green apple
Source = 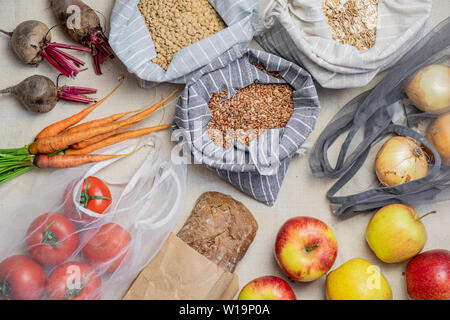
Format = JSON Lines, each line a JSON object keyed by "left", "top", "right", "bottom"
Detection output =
{"left": 365, "top": 204, "right": 434, "bottom": 263}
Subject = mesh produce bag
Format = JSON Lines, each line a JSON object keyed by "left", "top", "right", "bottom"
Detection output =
{"left": 256, "top": 0, "right": 432, "bottom": 89}
{"left": 0, "top": 137, "right": 186, "bottom": 300}
{"left": 309, "top": 18, "right": 450, "bottom": 219}
{"left": 173, "top": 47, "right": 320, "bottom": 206}
{"left": 109, "top": 0, "right": 258, "bottom": 88}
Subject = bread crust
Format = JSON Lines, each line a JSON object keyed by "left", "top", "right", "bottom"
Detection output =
{"left": 177, "top": 192, "right": 258, "bottom": 273}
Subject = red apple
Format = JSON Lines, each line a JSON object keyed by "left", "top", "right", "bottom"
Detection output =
{"left": 238, "top": 276, "right": 296, "bottom": 300}
{"left": 275, "top": 216, "right": 338, "bottom": 282}
{"left": 406, "top": 249, "right": 450, "bottom": 300}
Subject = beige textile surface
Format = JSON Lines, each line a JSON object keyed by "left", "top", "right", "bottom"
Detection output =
{"left": 0, "top": 0, "right": 448, "bottom": 300}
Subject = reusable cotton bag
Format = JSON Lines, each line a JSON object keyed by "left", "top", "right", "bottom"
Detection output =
{"left": 309, "top": 18, "right": 450, "bottom": 219}
{"left": 109, "top": 0, "right": 259, "bottom": 88}
{"left": 173, "top": 47, "right": 320, "bottom": 206}
{"left": 256, "top": 0, "right": 432, "bottom": 89}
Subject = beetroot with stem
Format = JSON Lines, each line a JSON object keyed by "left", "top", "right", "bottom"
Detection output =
{"left": 0, "top": 75, "right": 97, "bottom": 113}
{"left": 0, "top": 20, "right": 92, "bottom": 78}
{"left": 50, "top": 0, "right": 115, "bottom": 75}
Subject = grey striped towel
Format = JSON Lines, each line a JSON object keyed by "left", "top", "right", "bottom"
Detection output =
{"left": 173, "top": 47, "right": 320, "bottom": 206}
{"left": 109, "top": 0, "right": 258, "bottom": 88}
{"left": 255, "top": 0, "right": 432, "bottom": 89}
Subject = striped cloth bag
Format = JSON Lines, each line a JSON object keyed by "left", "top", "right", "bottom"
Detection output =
{"left": 173, "top": 47, "right": 320, "bottom": 206}
{"left": 255, "top": 0, "right": 432, "bottom": 89}
{"left": 109, "top": 0, "right": 258, "bottom": 88}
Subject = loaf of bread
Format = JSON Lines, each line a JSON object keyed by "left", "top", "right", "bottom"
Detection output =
{"left": 177, "top": 192, "right": 258, "bottom": 273}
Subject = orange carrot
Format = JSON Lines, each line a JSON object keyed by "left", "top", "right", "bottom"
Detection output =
{"left": 65, "top": 124, "right": 172, "bottom": 155}
{"left": 35, "top": 78, "right": 124, "bottom": 140}
{"left": 121, "top": 89, "right": 177, "bottom": 125}
{"left": 29, "top": 119, "right": 136, "bottom": 154}
{"left": 33, "top": 154, "right": 122, "bottom": 168}
{"left": 29, "top": 91, "right": 176, "bottom": 155}
{"left": 71, "top": 123, "right": 135, "bottom": 150}
{"left": 63, "top": 110, "right": 135, "bottom": 135}
{"left": 67, "top": 94, "right": 175, "bottom": 148}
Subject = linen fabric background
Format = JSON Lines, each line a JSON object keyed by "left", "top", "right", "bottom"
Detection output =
{"left": 1, "top": 0, "right": 449, "bottom": 301}
{"left": 173, "top": 47, "right": 320, "bottom": 206}
{"left": 109, "top": 0, "right": 259, "bottom": 87}
{"left": 256, "top": 0, "right": 432, "bottom": 89}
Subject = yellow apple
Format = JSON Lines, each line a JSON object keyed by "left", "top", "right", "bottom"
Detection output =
{"left": 365, "top": 204, "right": 433, "bottom": 263}
{"left": 326, "top": 258, "right": 392, "bottom": 300}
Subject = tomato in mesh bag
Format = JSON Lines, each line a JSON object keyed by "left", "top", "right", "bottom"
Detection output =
{"left": 82, "top": 223, "right": 131, "bottom": 273}
{"left": 0, "top": 255, "right": 46, "bottom": 300}
{"left": 46, "top": 261, "right": 101, "bottom": 300}
{"left": 64, "top": 176, "right": 112, "bottom": 225}
{"left": 26, "top": 213, "right": 79, "bottom": 266}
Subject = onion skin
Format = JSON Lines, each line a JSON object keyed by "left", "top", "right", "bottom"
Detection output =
{"left": 375, "top": 136, "right": 428, "bottom": 187}
{"left": 426, "top": 113, "right": 450, "bottom": 166}
{"left": 405, "top": 65, "right": 450, "bottom": 114}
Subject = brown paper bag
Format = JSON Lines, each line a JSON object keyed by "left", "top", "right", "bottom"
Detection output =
{"left": 122, "top": 233, "right": 239, "bottom": 300}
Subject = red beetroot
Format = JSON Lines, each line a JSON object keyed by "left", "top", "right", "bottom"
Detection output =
{"left": 50, "top": 0, "right": 115, "bottom": 75}
{"left": 0, "top": 75, "right": 97, "bottom": 113}
{"left": 0, "top": 20, "right": 91, "bottom": 78}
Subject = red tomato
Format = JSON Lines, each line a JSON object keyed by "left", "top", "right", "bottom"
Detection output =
{"left": 46, "top": 262, "right": 101, "bottom": 300}
{"left": 26, "top": 213, "right": 79, "bottom": 266}
{"left": 0, "top": 255, "right": 46, "bottom": 300}
{"left": 82, "top": 223, "right": 131, "bottom": 273}
{"left": 64, "top": 176, "right": 112, "bottom": 225}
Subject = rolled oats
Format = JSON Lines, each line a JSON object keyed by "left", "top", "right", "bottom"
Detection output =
{"left": 323, "top": 0, "right": 378, "bottom": 51}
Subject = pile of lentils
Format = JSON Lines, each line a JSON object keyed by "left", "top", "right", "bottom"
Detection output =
{"left": 138, "top": 0, "right": 226, "bottom": 70}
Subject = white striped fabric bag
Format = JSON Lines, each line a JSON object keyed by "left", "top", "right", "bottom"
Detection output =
{"left": 173, "top": 47, "right": 320, "bottom": 206}
{"left": 109, "top": 0, "right": 259, "bottom": 87}
{"left": 255, "top": 0, "right": 432, "bottom": 89}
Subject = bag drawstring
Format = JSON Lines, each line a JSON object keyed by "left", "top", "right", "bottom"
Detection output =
{"left": 258, "top": 0, "right": 288, "bottom": 32}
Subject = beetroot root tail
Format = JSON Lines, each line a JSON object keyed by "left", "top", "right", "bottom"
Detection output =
{"left": 0, "top": 29, "right": 13, "bottom": 37}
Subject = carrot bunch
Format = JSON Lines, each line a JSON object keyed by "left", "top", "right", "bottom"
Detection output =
{"left": 0, "top": 78, "right": 177, "bottom": 185}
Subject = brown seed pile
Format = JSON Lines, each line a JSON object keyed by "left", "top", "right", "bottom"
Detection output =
{"left": 323, "top": 0, "right": 378, "bottom": 51}
{"left": 138, "top": 0, "right": 227, "bottom": 70}
{"left": 207, "top": 70, "right": 293, "bottom": 149}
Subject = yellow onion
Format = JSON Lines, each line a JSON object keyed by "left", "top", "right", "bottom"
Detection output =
{"left": 426, "top": 112, "right": 450, "bottom": 166}
{"left": 375, "top": 136, "right": 428, "bottom": 187}
{"left": 405, "top": 64, "right": 450, "bottom": 114}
